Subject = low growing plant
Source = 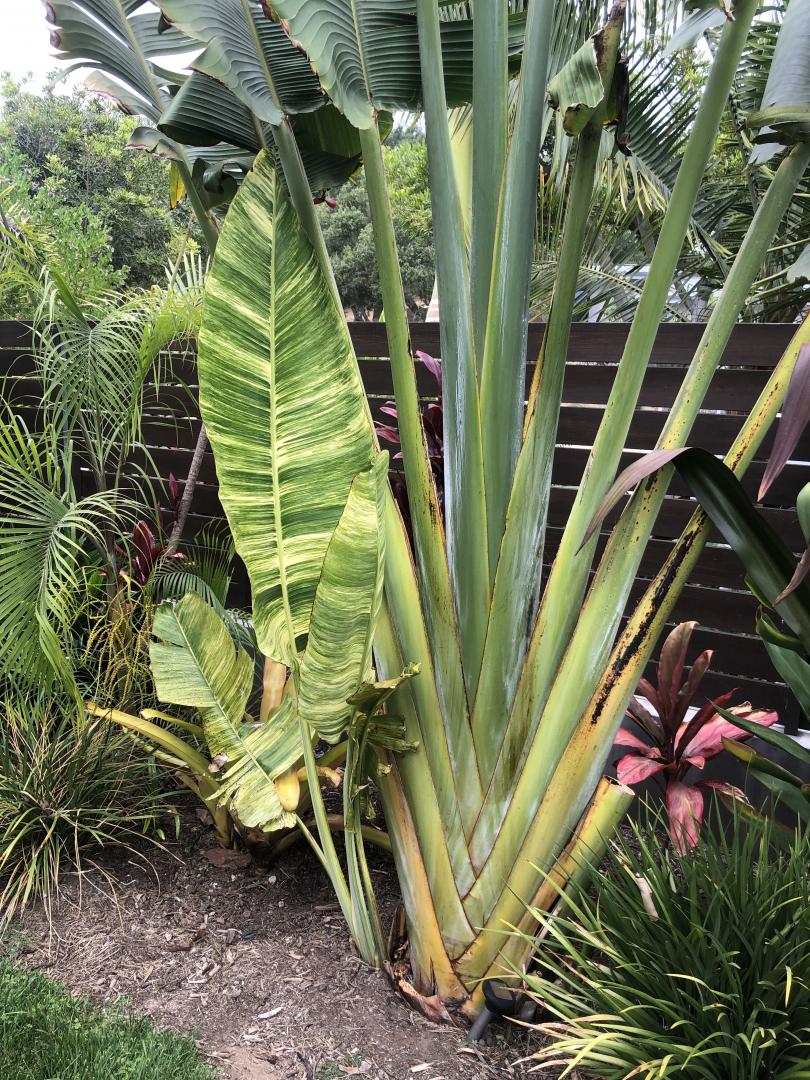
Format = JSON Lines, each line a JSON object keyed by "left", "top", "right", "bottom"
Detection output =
{"left": 0, "top": 960, "right": 216, "bottom": 1079}
{"left": 615, "top": 620, "right": 777, "bottom": 851}
{"left": 522, "top": 814, "right": 810, "bottom": 1079}
{"left": 0, "top": 692, "right": 168, "bottom": 923}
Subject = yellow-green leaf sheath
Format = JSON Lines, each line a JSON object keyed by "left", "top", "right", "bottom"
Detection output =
{"left": 197, "top": 150, "right": 375, "bottom": 666}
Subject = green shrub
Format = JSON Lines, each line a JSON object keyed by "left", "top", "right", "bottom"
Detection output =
{"left": 523, "top": 815, "right": 810, "bottom": 1078}
{"left": 0, "top": 959, "right": 216, "bottom": 1078}
{"left": 0, "top": 693, "right": 170, "bottom": 923}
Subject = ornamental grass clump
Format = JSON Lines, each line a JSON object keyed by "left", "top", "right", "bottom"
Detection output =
{"left": 523, "top": 816, "right": 810, "bottom": 1079}
{"left": 0, "top": 693, "right": 168, "bottom": 923}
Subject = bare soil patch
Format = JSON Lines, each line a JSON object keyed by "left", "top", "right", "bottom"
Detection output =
{"left": 3, "top": 801, "right": 543, "bottom": 1079}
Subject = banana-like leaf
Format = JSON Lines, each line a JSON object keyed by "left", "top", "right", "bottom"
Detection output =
{"left": 272, "top": 0, "right": 526, "bottom": 129}
{"left": 46, "top": 0, "right": 191, "bottom": 121}
{"left": 197, "top": 149, "right": 375, "bottom": 666}
{"left": 150, "top": 593, "right": 253, "bottom": 762}
{"left": 156, "top": 0, "right": 325, "bottom": 124}
{"left": 160, "top": 72, "right": 371, "bottom": 191}
{"left": 547, "top": 36, "right": 604, "bottom": 136}
{"left": 215, "top": 691, "right": 302, "bottom": 830}
{"left": 203, "top": 459, "right": 391, "bottom": 824}
{"left": 749, "top": 0, "right": 810, "bottom": 164}
{"left": 149, "top": 592, "right": 301, "bottom": 830}
{"left": 298, "top": 455, "right": 388, "bottom": 743}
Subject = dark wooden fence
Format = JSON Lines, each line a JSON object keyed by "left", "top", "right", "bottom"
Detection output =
{"left": 1, "top": 319, "right": 805, "bottom": 724}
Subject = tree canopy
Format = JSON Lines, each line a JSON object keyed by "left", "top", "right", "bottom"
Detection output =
{"left": 0, "top": 77, "right": 194, "bottom": 315}
{"left": 318, "top": 137, "right": 434, "bottom": 321}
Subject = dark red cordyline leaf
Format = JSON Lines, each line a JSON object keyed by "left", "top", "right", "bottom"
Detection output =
{"left": 133, "top": 521, "right": 157, "bottom": 559}
{"left": 416, "top": 350, "right": 442, "bottom": 392}
{"left": 616, "top": 752, "right": 668, "bottom": 786}
{"left": 636, "top": 676, "right": 661, "bottom": 719}
{"left": 656, "top": 622, "right": 696, "bottom": 733}
{"left": 614, "top": 727, "right": 659, "bottom": 753}
{"left": 625, "top": 696, "right": 665, "bottom": 746}
{"left": 759, "top": 343, "right": 810, "bottom": 500}
{"left": 681, "top": 706, "right": 778, "bottom": 763}
{"left": 675, "top": 689, "right": 737, "bottom": 763}
{"left": 775, "top": 541, "right": 810, "bottom": 604}
{"left": 168, "top": 472, "right": 180, "bottom": 504}
{"left": 667, "top": 780, "right": 704, "bottom": 852}
{"left": 672, "top": 648, "right": 713, "bottom": 728}
{"left": 375, "top": 424, "right": 401, "bottom": 445}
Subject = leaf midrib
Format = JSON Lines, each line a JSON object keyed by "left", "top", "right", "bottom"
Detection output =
{"left": 266, "top": 172, "right": 297, "bottom": 659}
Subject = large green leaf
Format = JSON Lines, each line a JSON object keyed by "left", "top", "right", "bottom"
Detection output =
{"left": 298, "top": 455, "right": 388, "bottom": 743}
{"left": 197, "top": 149, "right": 375, "bottom": 666}
{"left": 749, "top": 0, "right": 810, "bottom": 163}
{"left": 217, "top": 456, "right": 390, "bottom": 821}
{"left": 156, "top": 0, "right": 325, "bottom": 124}
{"left": 273, "top": 0, "right": 526, "bottom": 129}
{"left": 46, "top": 0, "right": 191, "bottom": 121}
{"left": 150, "top": 593, "right": 253, "bottom": 762}
{"left": 159, "top": 72, "right": 369, "bottom": 191}
{"left": 547, "top": 35, "right": 605, "bottom": 136}
{"left": 149, "top": 592, "right": 301, "bottom": 830}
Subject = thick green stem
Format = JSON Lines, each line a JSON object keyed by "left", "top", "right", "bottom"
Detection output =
{"left": 382, "top": 501, "right": 483, "bottom": 862}
{"left": 471, "top": 0, "right": 508, "bottom": 359}
{"left": 416, "top": 0, "right": 490, "bottom": 696}
{"left": 473, "top": 141, "right": 810, "bottom": 853}
{"left": 478, "top": 0, "right": 554, "bottom": 584}
{"left": 358, "top": 123, "right": 467, "bottom": 739}
{"left": 373, "top": 599, "right": 476, "bottom": 954}
{"left": 523, "top": 0, "right": 761, "bottom": 749}
{"left": 469, "top": 262, "right": 810, "bottom": 950}
{"left": 471, "top": 127, "right": 602, "bottom": 777}
{"left": 461, "top": 0, "right": 761, "bottom": 918}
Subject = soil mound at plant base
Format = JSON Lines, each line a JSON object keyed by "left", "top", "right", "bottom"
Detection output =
{"left": 4, "top": 800, "right": 537, "bottom": 1079}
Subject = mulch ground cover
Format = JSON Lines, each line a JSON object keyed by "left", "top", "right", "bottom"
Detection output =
{"left": 3, "top": 798, "right": 548, "bottom": 1080}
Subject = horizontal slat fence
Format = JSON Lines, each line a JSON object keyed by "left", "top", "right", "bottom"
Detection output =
{"left": 1, "top": 320, "right": 805, "bottom": 726}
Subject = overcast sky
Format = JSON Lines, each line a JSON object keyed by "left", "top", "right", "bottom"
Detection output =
{"left": 1, "top": 5, "right": 65, "bottom": 90}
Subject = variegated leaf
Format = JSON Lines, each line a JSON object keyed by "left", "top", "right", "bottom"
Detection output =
{"left": 150, "top": 592, "right": 302, "bottom": 830}
{"left": 150, "top": 592, "right": 254, "bottom": 761}
{"left": 197, "top": 149, "right": 375, "bottom": 666}
{"left": 298, "top": 455, "right": 388, "bottom": 742}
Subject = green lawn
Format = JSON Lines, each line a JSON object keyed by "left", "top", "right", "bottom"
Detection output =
{"left": 0, "top": 960, "right": 217, "bottom": 1079}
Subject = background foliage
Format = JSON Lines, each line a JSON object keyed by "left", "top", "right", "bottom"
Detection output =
{"left": 0, "top": 77, "right": 197, "bottom": 314}
{"left": 318, "top": 135, "right": 434, "bottom": 320}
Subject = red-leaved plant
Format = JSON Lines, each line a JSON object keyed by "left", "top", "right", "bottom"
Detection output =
{"left": 615, "top": 621, "right": 777, "bottom": 852}
{"left": 115, "top": 474, "right": 185, "bottom": 586}
{"left": 375, "top": 350, "right": 443, "bottom": 528}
